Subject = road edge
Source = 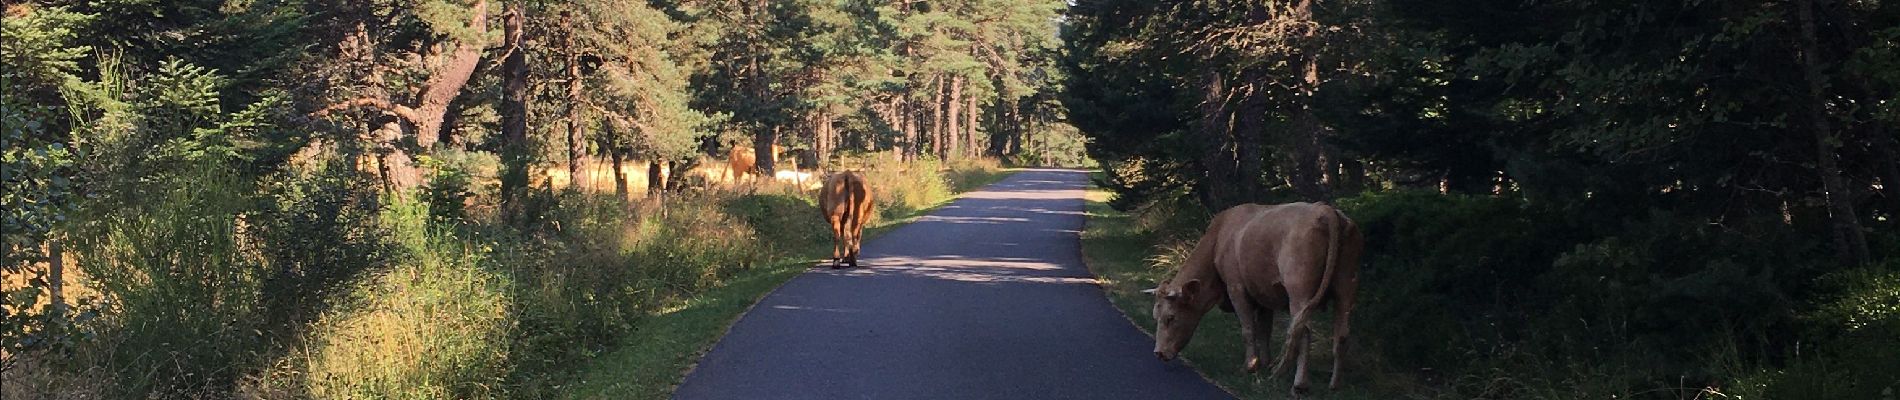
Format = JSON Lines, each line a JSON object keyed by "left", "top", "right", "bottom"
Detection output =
{"left": 1075, "top": 183, "right": 1242, "bottom": 399}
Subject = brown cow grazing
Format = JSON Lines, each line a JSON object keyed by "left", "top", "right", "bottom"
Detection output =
{"left": 1146, "top": 202, "right": 1362, "bottom": 397}
{"left": 727, "top": 144, "right": 788, "bottom": 183}
{"left": 818, "top": 172, "right": 874, "bottom": 269}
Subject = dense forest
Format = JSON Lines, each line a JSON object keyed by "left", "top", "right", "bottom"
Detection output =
{"left": 1, "top": 0, "right": 1069, "bottom": 398}
{"left": 1066, "top": 0, "right": 1898, "bottom": 398}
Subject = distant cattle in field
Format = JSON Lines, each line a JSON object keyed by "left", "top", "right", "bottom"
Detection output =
{"left": 727, "top": 144, "right": 788, "bottom": 182}
{"left": 818, "top": 172, "right": 873, "bottom": 269}
{"left": 1146, "top": 202, "right": 1363, "bottom": 397}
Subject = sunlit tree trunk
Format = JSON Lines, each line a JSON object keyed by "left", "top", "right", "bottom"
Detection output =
{"left": 965, "top": 91, "right": 978, "bottom": 158}
{"left": 931, "top": 75, "right": 946, "bottom": 159}
{"left": 947, "top": 75, "right": 963, "bottom": 159}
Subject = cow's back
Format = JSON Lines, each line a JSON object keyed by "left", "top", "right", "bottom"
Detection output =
{"left": 821, "top": 172, "right": 871, "bottom": 223}
{"left": 1211, "top": 203, "right": 1348, "bottom": 302}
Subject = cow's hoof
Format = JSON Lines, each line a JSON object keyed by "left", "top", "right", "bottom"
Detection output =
{"left": 1289, "top": 384, "right": 1310, "bottom": 398}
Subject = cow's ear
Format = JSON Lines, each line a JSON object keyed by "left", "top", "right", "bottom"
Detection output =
{"left": 1140, "top": 287, "right": 1158, "bottom": 295}
{"left": 1181, "top": 279, "right": 1202, "bottom": 298}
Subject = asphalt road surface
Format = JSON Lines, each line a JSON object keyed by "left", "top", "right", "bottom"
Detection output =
{"left": 673, "top": 169, "right": 1233, "bottom": 400}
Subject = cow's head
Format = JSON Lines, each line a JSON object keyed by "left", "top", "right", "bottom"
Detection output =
{"left": 1145, "top": 278, "right": 1213, "bottom": 362}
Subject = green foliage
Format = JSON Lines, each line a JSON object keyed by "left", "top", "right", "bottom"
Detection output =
{"left": 66, "top": 169, "right": 266, "bottom": 397}
{"left": 252, "top": 159, "right": 390, "bottom": 334}
{"left": 297, "top": 199, "right": 513, "bottom": 400}
{"left": 421, "top": 150, "right": 499, "bottom": 222}
{"left": 0, "top": 84, "right": 81, "bottom": 373}
{"left": 0, "top": 4, "right": 93, "bottom": 95}
{"left": 1726, "top": 265, "right": 1900, "bottom": 400}
{"left": 1013, "top": 123, "right": 1091, "bottom": 168}
{"left": 1069, "top": 0, "right": 1898, "bottom": 396}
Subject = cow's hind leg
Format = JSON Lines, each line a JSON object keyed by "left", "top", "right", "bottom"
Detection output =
{"left": 1279, "top": 312, "right": 1314, "bottom": 396}
{"left": 829, "top": 217, "right": 846, "bottom": 269}
{"left": 1274, "top": 286, "right": 1317, "bottom": 396}
{"left": 1329, "top": 281, "right": 1356, "bottom": 390}
{"left": 1226, "top": 285, "right": 1266, "bottom": 373}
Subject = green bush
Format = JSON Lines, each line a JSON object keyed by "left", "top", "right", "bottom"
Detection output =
{"left": 253, "top": 159, "right": 390, "bottom": 335}
{"left": 860, "top": 155, "right": 952, "bottom": 220}
{"left": 66, "top": 170, "right": 267, "bottom": 397}
{"left": 297, "top": 199, "right": 514, "bottom": 400}
{"left": 1727, "top": 264, "right": 1900, "bottom": 400}
{"left": 1329, "top": 189, "right": 1848, "bottom": 398}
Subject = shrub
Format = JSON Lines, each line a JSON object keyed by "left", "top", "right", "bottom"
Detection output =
{"left": 858, "top": 155, "right": 952, "bottom": 219}
{"left": 253, "top": 159, "right": 389, "bottom": 336}
{"left": 297, "top": 199, "right": 514, "bottom": 400}
{"left": 944, "top": 157, "right": 1006, "bottom": 193}
{"left": 1725, "top": 264, "right": 1900, "bottom": 400}
{"left": 65, "top": 169, "right": 267, "bottom": 397}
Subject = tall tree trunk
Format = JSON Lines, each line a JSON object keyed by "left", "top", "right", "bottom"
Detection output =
{"left": 818, "top": 112, "right": 834, "bottom": 169}
{"left": 1286, "top": 0, "right": 1330, "bottom": 201}
{"left": 611, "top": 149, "right": 629, "bottom": 200}
{"left": 668, "top": 161, "right": 687, "bottom": 191}
{"left": 947, "top": 75, "right": 963, "bottom": 159}
{"left": 900, "top": 96, "right": 916, "bottom": 161}
{"left": 1196, "top": 70, "right": 1245, "bottom": 211}
{"left": 562, "top": 11, "right": 586, "bottom": 186}
{"left": 1235, "top": 74, "right": 1270, "bottom": 202}
{"left": 498, "top": 4, "right": 530, "bottom": 198}
{"left": 646, "top": 160, "right": 665, "bottom": 199}
{"left": 756, "top": 126, "right": 779, "bottom": 176}
{"left": 965, "top": 90, "right": 978, "bottom": 158}
{"left": 931, "top": 75, "right": 946, "bottom": 159}
{"left": 1005, "top": 101, "right": 1021, "bottom": 155}
{"left": 1798, "top": 0, "right": 1871, "bottom": 266}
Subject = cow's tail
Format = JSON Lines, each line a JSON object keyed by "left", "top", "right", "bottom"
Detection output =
{"left": 1295, "top": 207, "right": 1343, "bottom": 332}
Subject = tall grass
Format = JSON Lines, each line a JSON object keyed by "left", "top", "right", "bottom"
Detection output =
{"left": 19, "top": 155, "right": 1008, "bottom": 399}
{"left": 62, "top": 169, "right": 267, "bottom": 398}
{"left": 294, "top": 200, "right": 513, "bottom": 400}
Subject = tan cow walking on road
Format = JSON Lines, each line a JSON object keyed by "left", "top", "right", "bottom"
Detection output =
{"left": 819, "top": 172, "right": 874, "bottom": 269}
{"left": 1146, "top": 202, "right": 1363, "bottom": 397}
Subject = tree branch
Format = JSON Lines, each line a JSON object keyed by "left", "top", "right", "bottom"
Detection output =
{"left": 312, "top": 97, "right": 423, "bottom": 125}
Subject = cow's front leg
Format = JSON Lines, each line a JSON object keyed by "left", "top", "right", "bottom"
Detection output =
{"left": 1226, "top": 285, "right": 1264, "bottom": 373}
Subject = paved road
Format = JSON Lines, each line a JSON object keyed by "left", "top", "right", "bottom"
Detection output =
{"left": 673, "top": 169, "right": 1232, "bottom": 400}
